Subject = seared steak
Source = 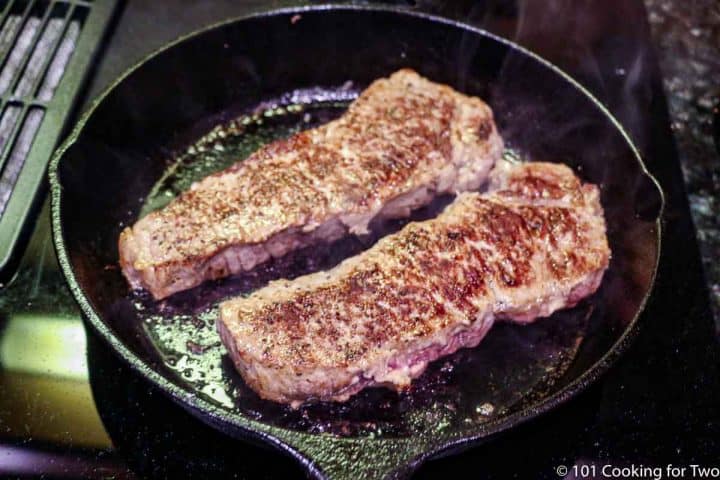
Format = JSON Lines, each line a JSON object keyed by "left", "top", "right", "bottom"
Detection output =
{"left": 217, "top": 162, "right": 610, "bottom": 407}
{"left": 119, "top": 69, "right": 503, "bottom": 299}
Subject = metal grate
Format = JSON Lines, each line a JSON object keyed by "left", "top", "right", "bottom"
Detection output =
{"left": 0, "top": 0, "right": 118, "bottom": 277}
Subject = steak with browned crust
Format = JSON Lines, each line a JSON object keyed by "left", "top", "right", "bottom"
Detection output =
{"left": 119, "top": 69, "right": 503, "bottom": 299}
{"left": 217, "top": 161, "right": 611, "bottom": 407}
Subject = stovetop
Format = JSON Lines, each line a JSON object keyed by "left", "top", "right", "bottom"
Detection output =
{"left": 1, "top": 1, "right": 719, "bottom": 479}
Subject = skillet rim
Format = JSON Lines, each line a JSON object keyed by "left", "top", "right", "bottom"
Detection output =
{"left": 47, "top": 4, "right": 665, "bottom": 478}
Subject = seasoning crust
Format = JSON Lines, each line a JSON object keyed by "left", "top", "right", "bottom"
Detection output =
{"left": 218, "top": 162, "right": 611, "bottom": 406}
{"left": 119, "top": 69, "right": 503, "bottom": 298}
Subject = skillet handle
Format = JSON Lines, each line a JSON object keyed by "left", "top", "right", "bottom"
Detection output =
{"left": 290, "top": 436, "right": 429, "bottom": 480}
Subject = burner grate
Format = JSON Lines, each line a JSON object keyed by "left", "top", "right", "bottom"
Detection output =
{"left": 0, "top": 0, "right": 118, "bottom": 277}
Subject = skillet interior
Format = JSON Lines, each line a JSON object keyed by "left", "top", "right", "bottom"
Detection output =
{"left": 50, "top": 7, "right": 662, "bottom": 479}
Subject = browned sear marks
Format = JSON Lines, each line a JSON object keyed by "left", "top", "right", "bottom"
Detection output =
{"left": 219, "top": 162, "right": 611, "bottom": 406}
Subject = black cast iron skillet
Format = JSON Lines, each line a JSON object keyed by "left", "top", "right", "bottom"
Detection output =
{"left": 49, "top": 5, "right": 663, "bottom": 479}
